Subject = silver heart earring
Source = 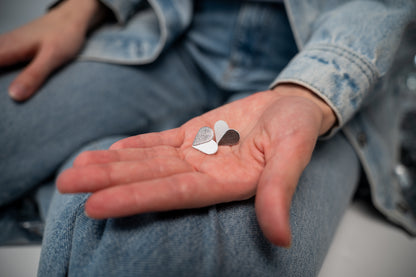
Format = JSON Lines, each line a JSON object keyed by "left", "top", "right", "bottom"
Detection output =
{"left": 214, "top": 120, "right": 240, "bottom": 146}
{"left": 192, "top": 120, "right": 240, "bottom": 155}
{"left": 192, "top": 126, "right": 218, "bottom": 155}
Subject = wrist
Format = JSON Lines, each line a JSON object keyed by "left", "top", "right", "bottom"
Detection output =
{"left": 53, "top": 0, "right": 108, "bottom": 33}
{"left": 270, "top": 84, "right": 337, "bottom": 135}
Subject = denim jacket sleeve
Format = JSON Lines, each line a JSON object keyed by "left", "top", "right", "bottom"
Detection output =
{"left": 274, "top": 0, "right": 416, "bottom": 235}
{"left": 47, "top": 0, "right": 193, "bottom": 64}
{"left": 98, "top": 0, "right": 146, "bottom": 23}
{"left": 272, "top": 0, "right": 416, "bottom": 136}
{"left": 48, "top": 0, "right": 147, "bottom": 23}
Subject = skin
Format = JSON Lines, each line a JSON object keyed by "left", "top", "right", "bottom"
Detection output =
{"left": 1, "top": 0, "right": 336, "bottom": 247}
{"left": 57, "top": 85, "right": 336, "bottom": 247}
{"left": 0, "top": 0, "right": 105, "bottom": 101}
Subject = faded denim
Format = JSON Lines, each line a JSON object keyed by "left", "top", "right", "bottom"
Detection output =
{"left": 0, "top": 47, "right": 222, "bottom": 206}
{"left": 66, "top": 0, "right": 416, "bottom": 235}
{"left": 0, "top": 0, "right": 413, "bottom": 275}
{"left": 38, "top": 1, "right": 360, "bottom": 276}
{"left": 39, "top": 133, "right": 360, "bottom": 276}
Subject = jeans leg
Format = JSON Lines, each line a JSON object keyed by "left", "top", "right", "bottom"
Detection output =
{"left": 39, "top": 133, "right": 360, "bottom": 277}
{"left": 0, "top": 46, "right": 222, "bottom": 207}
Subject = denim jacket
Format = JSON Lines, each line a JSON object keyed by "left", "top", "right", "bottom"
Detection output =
{"left": 54, "top": 0, "right": 416, "bottom": 235}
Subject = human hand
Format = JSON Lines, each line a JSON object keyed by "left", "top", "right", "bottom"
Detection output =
{"left": 57, "top": 84, "right": 336, "bottom": 247}
{"left": 0, "top": 0, "right": 105, "bottom": 101}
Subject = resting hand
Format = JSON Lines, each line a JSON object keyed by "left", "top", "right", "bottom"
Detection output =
{"left": 0, "top": 0, "right": 105, "bottom": 101}
{"left": 57, "top": 84, "right": 336, "bottom": 247}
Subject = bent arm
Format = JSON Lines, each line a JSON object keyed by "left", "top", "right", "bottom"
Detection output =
{"left": 279, "top": 0, "right": 416, "bottom": 134}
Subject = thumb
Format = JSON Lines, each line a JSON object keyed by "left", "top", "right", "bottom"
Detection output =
{"left": 255, "top": 137, "right": 314, "bottom": 247}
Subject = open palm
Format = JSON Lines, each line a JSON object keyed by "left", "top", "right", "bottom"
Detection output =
{"left": 57, "top": 85, "right": 335, "bottom": 246}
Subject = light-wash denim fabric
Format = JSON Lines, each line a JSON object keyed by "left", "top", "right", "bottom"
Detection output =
{"left": 0, "top": 0, "right": 402, "bottom": 274}
{"left": 0, "top": 0, "right": 295, "bottom": 245}
{"left": 38, "top": 133, "right": 360, "bottom": 276}
{"left": 56, "top": 0, "right": 416, "bottom": 234}
{"left": 0, "top": 46, "right": 223, "bottom": 207}
{"left": 28, "top": 2, "right": 360, "bottom": 275}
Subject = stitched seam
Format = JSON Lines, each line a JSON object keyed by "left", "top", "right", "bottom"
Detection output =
{"left": 304, "top": 43, "right": 379, "bottom": 87}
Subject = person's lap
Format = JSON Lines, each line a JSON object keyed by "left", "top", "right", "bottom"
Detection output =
{"left": 1, "top": 1, "right": 361, "bottom": 274}
{"left": 0, "top": 0, "right": 295, "bottom": 208}
{"left": 0, "top": 45, "right": 222, "bottom": 207}
{"left": 38, "top": 132, "right": 360, "bottom": 277}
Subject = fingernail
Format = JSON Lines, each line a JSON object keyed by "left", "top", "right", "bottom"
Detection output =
{"left": 9, "top": 83, "right": 27, "bottom": 101}
{"left": 84, "top": 209, "right": 91, "bottom": 218}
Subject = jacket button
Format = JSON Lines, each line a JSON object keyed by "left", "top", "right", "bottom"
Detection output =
{"left": 396, "top": 200, "right": 410, "bottom": 214}
{"left": 357, "top": 132, "right": 367, "bottom": 147}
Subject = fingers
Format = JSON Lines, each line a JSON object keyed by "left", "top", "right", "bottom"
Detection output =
{"left": 110, "top": 128, "right": 185, "bottom": 150}
{"left": 8, "top": 44, "right": 66, "bottom": 101}
{"left": 255, "top": 136, "right": 315, "bottom": 247}
{"left": 83, "top": 172, "right": 220, "bottom": 219}
{"left": 0, "top": 32, "right": 39, "bottom": 101}
{"left": 57, "top": 155, "right": 193, "bottom": 193}
{"left": 0, "top": 32, "right": 36, "bottom": 67}
{"left": 72, "top": 146, "right": 180, "bottom": 167}
{"left": 0, "top": 29, "right": 47, "bottom": 101}
{"left": 1, "top": 16, "right": 85, "bottom": 101}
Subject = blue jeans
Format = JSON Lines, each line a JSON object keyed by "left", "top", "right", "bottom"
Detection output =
{"left": 0, "top": 48, "right": 222, "bottom": 207}
{"left": 0, "top": 0, "right": 296, "bottom": 206}
{"left": 39, "top": 134, "right": 359, "bottom": 277}
{"left": 0, "top": 0, "right": 360, "bottom": 275}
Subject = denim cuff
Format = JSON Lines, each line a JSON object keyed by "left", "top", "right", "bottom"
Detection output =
{"left": 48, "top": 0, "right": 145, "bottom": 23}
{"left": 270, "top": 43, "right": 379, "bottom": 137}
{"left": 99, "top": 0, "right": 146, "bottom": 23}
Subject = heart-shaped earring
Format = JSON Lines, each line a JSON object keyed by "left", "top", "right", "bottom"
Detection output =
{"left": 214, "top": 120, "right": 240, "bottom": 146}
{"left": 192, "top": 126, "right": 218, "bottom": 155}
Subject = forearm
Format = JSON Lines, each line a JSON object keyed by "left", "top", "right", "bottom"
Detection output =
{"left": 277, "top": 0, "right": 416, "bottom": 135}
